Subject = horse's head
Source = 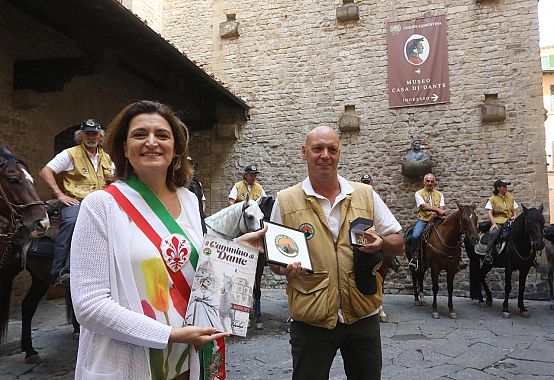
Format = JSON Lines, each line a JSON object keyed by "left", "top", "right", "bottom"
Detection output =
{"left": 521, "top": 204, "right": 545, "bottom": 252}
{"left": 240, "top": 199, "right": 265, "bottom": 234}
{"left": 0, "top": 147, "right": 49, "bottom": 238}
{"left": 457, "top": 202, "right": 479, "bottom": 246}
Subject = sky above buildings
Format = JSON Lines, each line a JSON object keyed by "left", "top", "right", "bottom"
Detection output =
{"left": 539, "top": 0, "right": 554, "bottom": 47}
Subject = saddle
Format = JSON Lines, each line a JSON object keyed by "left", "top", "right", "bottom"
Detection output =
{"left": 405, "top": 218, "right": 443, "bottom": 259}
{"left": 473, "top": 231, "right": 506, "bottom": 257}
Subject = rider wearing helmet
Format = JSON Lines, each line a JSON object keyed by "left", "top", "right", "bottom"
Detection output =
{"left": 228, "top": 165, "right": 267, "bottom": 205}
{"left": 408, "top": 173, "right": 446, "bottom": 271}
{"left": 483, "top": 179, "right": 519, "bottom": 265}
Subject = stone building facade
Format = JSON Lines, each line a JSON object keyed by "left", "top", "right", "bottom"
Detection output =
{"left": 144, "top": 0, "right": 550, "bottom": 298}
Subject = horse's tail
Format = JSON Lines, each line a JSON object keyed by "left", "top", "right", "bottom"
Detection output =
{"left": 0, "top": 272, "right": 15, "bottom": 343}
{"left": 65, "top": 288, "right": 73, "bottom": 324}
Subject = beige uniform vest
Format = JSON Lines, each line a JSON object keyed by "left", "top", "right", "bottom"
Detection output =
{"left": 63, "top": 144, "right": 112, "bottom": 200}
{"left": 488, "top": 194, "right": 515, "bottom": 224}
{"left": 234, "top": 180, "right": 263, "bottom": 201}
{"left": 278, "top": 181, "right": 381, "bottom": 329}
{"left": 416, "top": 188, "right": 443, "bottom": 221}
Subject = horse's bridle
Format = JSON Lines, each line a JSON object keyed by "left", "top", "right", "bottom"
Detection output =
{"left": 424, "top": 208, "right": 476, "bottom": 262}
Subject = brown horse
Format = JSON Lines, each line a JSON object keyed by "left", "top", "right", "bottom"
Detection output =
{"left": 406, "top": 203, "right": 479, "bottom": 319}
{"left": 0, "top": 146, "right": 50, "bottom": 362}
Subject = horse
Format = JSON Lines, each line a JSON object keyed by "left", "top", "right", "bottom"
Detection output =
{"left": 0, "top": 146, "right": 50, "bottom": 362}
{"left": 376, "top": 256, "right": 401, "bottom": 323}
{"left": 465, "top": 205, "right": 545, "bottom": 318}
{"left": 405, "top": 203, "right": 479, "bottom": 319}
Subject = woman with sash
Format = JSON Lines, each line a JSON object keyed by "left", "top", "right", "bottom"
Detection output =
{"left": 70, "top": 100, "right": 265, "bottom": 380}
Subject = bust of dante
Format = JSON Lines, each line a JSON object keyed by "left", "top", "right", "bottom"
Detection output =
{"left": 404, "top": 139, "right": 430, "bottom": 162}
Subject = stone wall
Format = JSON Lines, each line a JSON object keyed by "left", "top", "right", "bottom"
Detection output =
{"left": 160, "top": 0, "right": 550, "bottom": 299}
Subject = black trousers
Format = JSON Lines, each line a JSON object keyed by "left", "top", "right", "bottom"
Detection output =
{"left": 290, "top": 314, "right": 382, "bottom": 380}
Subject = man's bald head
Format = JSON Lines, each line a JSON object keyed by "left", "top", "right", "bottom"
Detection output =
{"left": 305, "top": 126, "right": 339, "bottom": 145}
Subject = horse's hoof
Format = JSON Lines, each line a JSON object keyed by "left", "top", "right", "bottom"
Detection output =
{"left": 414, "top": 300, "right": 422, "bottom": 306}
{"left": 479, "top": 302, "right": 486, "bottom": 308}
{"left": 24, "top": 353, "right": 41, "bottom": 364}
{"left": 255, "top": 322, "right": 264, "bottom": 330}
{"left": 379, "top": 315, "right": 388, "bottom": 323}
{"left": 432, "top": 312, "right": 440, "bottom": 319}
{"left": 72, "top": 332, "right": 80, "bottom": 340}
{"left": 449, "top": 312, "right": 458, "bottom": 319}
{"left": 502, "top": 312, "right": 511, "bottom": 318}
{"left": 486, "top": 300, "right": 492, "bottom": 307}
{"left": 520, "top": 310, "right": 530, "bottom": 318}
{"left": 550, "top": 303, "right": 554, "bottom": 311}
{"left": 472, "top": 299, "right": 480, "bottom": 305}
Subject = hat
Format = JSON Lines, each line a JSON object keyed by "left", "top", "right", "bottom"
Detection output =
{"left": 80, "top": 119, "right": 103, "bottom": 132}
{"left": 493, "top": 179, "right": 511, "bottom": 188}
{"left": 244, "top": 165, "right": 259, "bottom": 174}
{"left": 360, "top": 174, "right": 372, "bottom": 183}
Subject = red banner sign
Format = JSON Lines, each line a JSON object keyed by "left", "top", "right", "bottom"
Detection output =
{"left": 387, "top": 15, "right": 450, "bottom": 108}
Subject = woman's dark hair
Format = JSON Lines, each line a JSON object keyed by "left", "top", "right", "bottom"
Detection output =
{"left": 106, "top": 100, "right": 191, "bottom": 191}
{"left": 493, "top": 187, "right": 500, "bottom": 196}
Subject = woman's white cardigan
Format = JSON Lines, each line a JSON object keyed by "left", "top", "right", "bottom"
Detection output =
{"left": 70, "top": 187, "right": 203, "bottom": 380}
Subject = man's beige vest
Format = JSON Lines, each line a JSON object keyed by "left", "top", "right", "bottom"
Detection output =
{"left": 234, "top": 180, "right": 263, "bottom": 201}
{"left": 278, "top": 181, "right": 381, "bottom": 329}
{"left": 63, "top": 144, "right": 112, "bottom": 200}
{"left": 488, "top": 194, "right": 515, "bottom": 224}
{"left": 416, "top": 188, "right": 443, "bottom": 221}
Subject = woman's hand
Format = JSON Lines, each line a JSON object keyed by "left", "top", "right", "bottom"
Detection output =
{"left": 235, "top": 224, "right": 268, "bottom": 252}
{"left": 169, "top": 326, "right": 230, "bottom": 345}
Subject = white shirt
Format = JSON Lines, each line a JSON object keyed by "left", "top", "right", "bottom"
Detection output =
{"left": 271, "top": 175, "right": 402, "bottom": 240}
{"left": 415, "top": 190, "right": 445, "bottom": 209}
{"left": 46, "top": 148, "right": 115, "bottom": 175}
{"left": 228, "top": 183, "right": 267, "bottom": 200}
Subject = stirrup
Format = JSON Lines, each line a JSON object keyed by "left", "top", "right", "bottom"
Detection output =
{"left": 483, "top": 254, "right": 493, "bottom": 266}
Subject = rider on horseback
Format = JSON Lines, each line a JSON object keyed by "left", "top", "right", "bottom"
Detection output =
{"left": 39, "top": 119, "right": 114, "bottom": 286}
{"left": 483, "top": 179, "right": 519, "bottom": 265}
{"left": 408, "top": 173, "right": 446, "bottom": 271}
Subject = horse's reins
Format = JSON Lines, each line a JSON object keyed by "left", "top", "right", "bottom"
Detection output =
{"left": 424, "top": 211, "right": 463, "bottom": 261}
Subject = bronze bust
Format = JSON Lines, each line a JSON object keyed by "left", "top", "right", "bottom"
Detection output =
{"left": 402, "top": 138, "right": 433, "bottom": 177}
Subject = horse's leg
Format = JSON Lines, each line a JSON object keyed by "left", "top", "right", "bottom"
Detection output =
{"left": 378, "top": 257, "right": 390, "bottom": 323}
{"left": 480, "top": 263, "right": 492, "bottom": 307}
{"left": 21, "top": 275, "right": 49, "bottom": 362}
{"left": 252, "top": 252, "right": 264, "bottom": 330}
{"left": 502, "top": 266, "right": 513, "bottom": 318}
{"left": 431, "top": 265, "right": 440, "bottom": 319}
{"left": 411, "top": 269, "right": 421, "bottom": 306}
{"left": 517, "top": 264, "right": 531, "bottom": 317}
{"left": 66, "top": 290, "right": 80, "bottom": 339}
{"left": 447, "top": 267, "right": 457, "bottom": 319}
{"left": 465, "top": 239, "right": 482, "bottom": 303}
{"left": 548, "top": 268, "right": 554, "bottom": 310}
{"left": 0, "top": 265, "right": 19, "bottom": 343}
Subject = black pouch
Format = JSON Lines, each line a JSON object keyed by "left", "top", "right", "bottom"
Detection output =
{"left": 499, "top": 223, "right": 511, "bottom": 240}
{"left": 352, "top": 247, "right": 383, "bottom": 295}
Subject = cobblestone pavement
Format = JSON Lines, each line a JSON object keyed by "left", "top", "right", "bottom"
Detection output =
{"left": 1, "top": 290, "right": 553, "bottom": 379}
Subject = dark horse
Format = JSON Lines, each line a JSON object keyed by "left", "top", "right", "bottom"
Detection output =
{"left": 0, "top": 146, "right": 50, "bottom": 362}
{"left": 465, "top": 205, "right": 544, "bottom": 318}
{"left": 406, "top": 203, "right": 479, "bottom": 319}
{"left": 252, "top": 196, "right": 274, "bottom": 329}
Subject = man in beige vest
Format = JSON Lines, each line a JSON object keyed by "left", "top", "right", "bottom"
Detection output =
{"left": 269, "top": 126, "right": 403, "bottom": 379}
{"left": 228, "top": 165, "right": 267, "bottom": 205}
{"left": 408, "top": 173, "right": 446, "bottom": 271}
{"left": 40, "top": 119, "right": 113, "bottom": 286}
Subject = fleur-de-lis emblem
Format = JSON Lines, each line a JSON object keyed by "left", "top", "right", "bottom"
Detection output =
{"left": 160, "top": 234, "right": 191, "bottom": 272}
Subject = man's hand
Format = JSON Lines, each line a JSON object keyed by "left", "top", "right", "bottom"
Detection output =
{"left": 269, "top": 262, "right": 305, "bottom": 279}
{"left": 169, "top": 326, "right": 230, "bottom": 345}
{"left": 358, "top": 227, "right": 383, "bottom": 254}
{"left": 235, "top": 225, "right": 267, "bottom": 252}
{"left": 57, "top": 193, "right": 80, "bottom": 207}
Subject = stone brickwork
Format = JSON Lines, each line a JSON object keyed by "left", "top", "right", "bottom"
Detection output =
{"left": 124, "top": 0, "right": 164, "bottom": 34}
{"left": 159, "top": 0, "right": 550, "bottom": 299}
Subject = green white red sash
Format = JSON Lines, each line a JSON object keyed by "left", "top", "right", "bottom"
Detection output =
{"left": 104, "top": 177, "right": 225, "bottom": 380}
